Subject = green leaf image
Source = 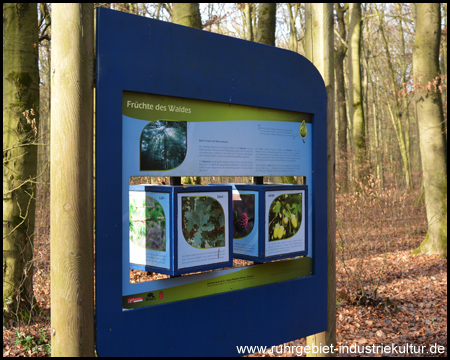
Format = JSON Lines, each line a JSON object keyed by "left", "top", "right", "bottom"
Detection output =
{"left": 181, "top": 196, "right": 226, "bottom": 249}
{"left": 300, "top": 120, "right": 307, "bottom": 139}
{"left": 129, "top": 195, "right": 166, "bottom": 251}
{"left": 268, "top": 192, "right": 302, "bottom": 241}
{"left": 273, "top": 201, "right": 281, "bottom": 214}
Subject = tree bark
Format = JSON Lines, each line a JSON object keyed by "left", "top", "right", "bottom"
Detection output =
{"left": 441, "top": 3, "right": 447, "bottom": 145}
{"left": 244, "top": 3, "right": 253, "bottom": 41}
{"left": 287, "top": 3, "right": 299, "bottom": 52}
{"left": 335, "top": 3, "right": 349, "bottom": 193}
{"left": 172, "top": 3, "right": 202, "bottom": 29}
{"left": 348, "top": 3, "right": 367, "bottom": 184}
{"left": 375, "top": 4, "right": 412, "bottom": 189}
{"left": 396, "top": 4, "right": 413, "bottom": 188}
{"left": 412, "top": 3, "right": 447, "bottom": 258}
{"left": 304, "top": 3, "right": 336, "bottom": 356}
{"left": 3, "top": 2, "right": 39, "bottom": 325}
{"left": 35, "top": 2, "right": 51, "bottom": 266}
{"left": 50, "top": 4, "right": 94, "bottom": 355}
{"left": 255, "top": 3, "right": 276, "bottom": 46}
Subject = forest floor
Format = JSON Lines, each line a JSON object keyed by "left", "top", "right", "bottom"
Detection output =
{"left": 3, "top": 188, "right": 447, "bottom": 357}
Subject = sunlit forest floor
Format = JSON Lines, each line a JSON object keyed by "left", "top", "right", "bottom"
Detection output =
{"left": 3, "top": 187, "right": 447, "bottom": 357}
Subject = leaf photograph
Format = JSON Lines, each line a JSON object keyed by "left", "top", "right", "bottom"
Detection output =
{"left": 140, "top": 120, "right": 187, "bottom": 171}
{"left": 268, "top": 193, "right": 302, "bottom": 241}
{"left": 181, "top": 196, "right": 226, "bottom": 249}
{"left": 129, "top": 195, "right": 166, "bottom": 251}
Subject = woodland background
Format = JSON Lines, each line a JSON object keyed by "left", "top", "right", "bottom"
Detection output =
{"left": 3, "top": 3, "right": 447, "bottom": 357}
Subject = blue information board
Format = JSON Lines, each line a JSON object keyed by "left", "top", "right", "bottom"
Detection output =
{"left": 96, "top": 7, "right": 327, "bottom": 357}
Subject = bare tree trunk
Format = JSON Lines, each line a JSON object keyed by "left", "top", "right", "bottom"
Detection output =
{"left": 304, "top": 3, "right": 336, "bottom": 356}
{"left": 375, "top": 4, "right": 412, "bottom": 189}
{"left": 255, "top": 3, "right": 276, "bottom": 45}
{"left": 412, "top": 3, "right": 447, "bottom": 259}
{"left": 172, "top": 3, "right": 202, "bottom": 29}
{"left": 348, "top": 3, "right": 367, "bottom": 184}
{"left": 50, "top": 4, "right": 94, "bottom": 355}
{"left": 35, "top": 2, "right": 51, "bottom": 266}
{"left": 396, "top": 4, "right": 413, "bottom": 188}
{"left": 335, "top": 3, "right": 349, "bottom": 193}
{"left": 441, "top": 3, "right": 447, "bottom": 145}
{"left": 244, "top": 3, "right": 253, "bottom": 41}
{"left": 287, "top": 3, "right": 299, "bottom": 52}
{"left": 372, "top": 85, "right": 384, "bottom": 190}
{"left": 3, "top": 2, "right": 39, "bottom": 325}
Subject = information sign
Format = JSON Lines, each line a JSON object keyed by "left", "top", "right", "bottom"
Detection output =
{"left": 96, "top": 7, "right": 327, "bottom": 357}
{"left": 123, "top": 91, "right": 312, "bottom": 177}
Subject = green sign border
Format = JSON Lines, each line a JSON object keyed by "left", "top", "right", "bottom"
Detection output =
{"left": 123, "top": 257, "right": 312, "bottom": 309}
{"left": 123, "top": 91, "right": 312, "bottom": 123}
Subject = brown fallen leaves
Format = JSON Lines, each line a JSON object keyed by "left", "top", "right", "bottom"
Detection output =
{"left": 245, "top": 249, "right": 447, "bottom": 358}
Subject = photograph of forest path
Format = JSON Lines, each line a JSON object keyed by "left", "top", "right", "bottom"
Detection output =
{"left": 3, "top": 3, "right": 446, "bottom": 357}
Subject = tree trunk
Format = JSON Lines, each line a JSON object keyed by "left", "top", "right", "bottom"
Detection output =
{"left": 374, "top": 4, "right": 412, "bottom": 189}
{"left": 3, "top": 2, "right": 39, "bottom": 325}
{"left": 172, "top": 3, "right": 202, "bottom": 29}
{"left": 255, "top": 3, "right": 276, "bottom": 46}
{"left": 412, "top": 3, "right": 447, "bottom": 259}
{"left": 304, "top": 3, "right": 336, "bottom": 356}
{"left": 35, "top": 2, "right": 51, "bottom": 265}
{"left": 50, "top": 4, "right": 94, "bottom": 356}
{"left": 441, "top": 3, "right": 447, "bottom": 145}
{"left": 396, "top": 4, "right": 413, "bottom": 188}
{"left": 348, "top": 3, "right": 367, "bottom": 184}
{"left": 287, "top": 3, "right": 299, "bottom": 52}
{"left": 335, "top": 3, "right": 349, "bottom": 193}
{"left": 244, "top": 3, "right": 253, "bottom": 41}
{"left": 372, "top": 86, "right": 384, "bottom": 190}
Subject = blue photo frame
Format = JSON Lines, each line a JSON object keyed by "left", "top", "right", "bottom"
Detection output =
{"left": 128, "top": 184, "right": 233, "bottom": 276}
{"left": 96, "top": 7, "right": 327, "bottom": 357}
{"left": 234, "top": 184, "right": 309, "bottom": 263}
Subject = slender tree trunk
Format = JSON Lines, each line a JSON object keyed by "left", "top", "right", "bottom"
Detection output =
{"left": 50, "top": 4, "right": 94, "bottom": 355}
{"left": 287, "top": 3, "right": 299, "bottom": 52}
{"left": 244, "top": 3, "right": 253, "bottom": 41}
{"left": 35, "top": 2, "right": 51, "bottom": 263}
{"left": 396, "top": 4, "right": 413, "bottom": 188}
{"left": 335, "top": 3, "right": 349, "bottom": 193}
{"left": 3, "top": 2, "right": 39, "bottom": 325}
{"left": 375, "top": 4, "right": 412, "bottom": 189}
{"left": 412, "top": 3, "right": 447, "bottom": 259}
{"left": 348, "top": 3, "right": 367, "bottom": 184}
{"left": 372, "top": 87, "right": 384, "bottom": 190}
{"left": 305, "top": 3, "right": 336, "bottom": 356}
{"left": 441, "top": 3, "right": 447, "bottom": 145}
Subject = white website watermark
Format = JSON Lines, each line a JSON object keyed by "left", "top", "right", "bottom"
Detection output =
{"left": 236, "top": 343, "right": 446, "bottom": 356}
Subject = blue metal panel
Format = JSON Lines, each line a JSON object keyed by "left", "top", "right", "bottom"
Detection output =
{"left": 96, "top": 7, "right": 327, "bottom": 357}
